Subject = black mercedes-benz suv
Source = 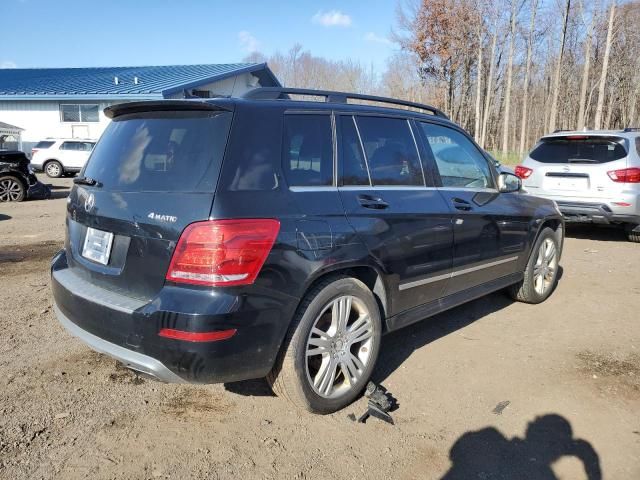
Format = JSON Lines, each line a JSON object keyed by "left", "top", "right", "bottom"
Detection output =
{"left": 51, "top": 88, "right": 564, "bottom": 413}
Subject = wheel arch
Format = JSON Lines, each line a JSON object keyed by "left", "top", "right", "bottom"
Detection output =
{"left": 299, "top": 261, "right": 390, "bottom": 325}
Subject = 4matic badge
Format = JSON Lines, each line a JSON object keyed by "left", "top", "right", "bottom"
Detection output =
{"left": 147, "top": 212, "right": 177, "bottom": 223}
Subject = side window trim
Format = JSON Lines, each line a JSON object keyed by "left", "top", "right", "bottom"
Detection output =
{"left": 407, "top": 120, "right": 427, "bottom": 187}
{"left": 351, "top": 116, "right": 373, "bottom": 186}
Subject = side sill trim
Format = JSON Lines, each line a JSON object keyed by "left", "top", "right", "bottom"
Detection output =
{"left": 399, "top": 256, "right": 519, "bottom": 291}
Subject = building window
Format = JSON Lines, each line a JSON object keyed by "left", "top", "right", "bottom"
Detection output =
{"left": 60, "top": 104, "right": 100, "bottom": 123}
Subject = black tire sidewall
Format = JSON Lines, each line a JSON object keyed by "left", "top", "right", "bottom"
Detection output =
{"left": 291, "top": 277, "right": 382, "bottom": 414}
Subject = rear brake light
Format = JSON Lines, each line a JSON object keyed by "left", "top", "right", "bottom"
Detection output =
{"left": 31, "top": 149, "right": 38, "bottom": 156}
{"left": 607, "top": 167, "right": 640, "bottom": 183}
{"left": 166, "top": 219, "right": 280, "bottom": 287}
{"left": 158, "top": 328, "right": 236, "bottom": 342}
{"left": 515, "top": 165, "right": 533, "bottom": 179}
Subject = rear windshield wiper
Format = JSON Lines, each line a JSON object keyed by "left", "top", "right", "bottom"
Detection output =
{"left": 73, "top": 176, "right": 101, "bottom": 187}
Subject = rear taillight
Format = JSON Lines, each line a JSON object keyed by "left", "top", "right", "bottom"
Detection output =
{"left": 607, "top": 167, "right": 640, "bottom": 183}
{"left": 31, "top": 148, "right": 38, "bottom": 157}
{"left": 166, "top": 219, "right": 280, "bottom": 287}
{"left": 515, "top": 165, "right": 533, "bottom": 179}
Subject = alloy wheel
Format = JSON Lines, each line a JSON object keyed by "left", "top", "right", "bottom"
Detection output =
{"left": 533, "top": 238, "right": 557, "bottom": 295}
{"left": 0, "top": 178, "right": 22, "bottom": 202}
{"left": 305, "top": 295, "right": 374, "bottom": 398}
{"left": 46, "top": 162, "right": 61, "bottom": 177}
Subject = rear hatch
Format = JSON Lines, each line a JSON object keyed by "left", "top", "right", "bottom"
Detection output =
{"left": 65, "top": 102, "right": 233, "bottom": 301}
{"left": 523, "top": 135, "right": 628, "bottom": 200}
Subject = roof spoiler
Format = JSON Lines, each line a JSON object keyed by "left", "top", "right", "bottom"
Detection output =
{"left": 104, "top": 100, "right": 231, "bottom": 119}
{"left": 243, "top": 87, "right": 448, "bottom": 119}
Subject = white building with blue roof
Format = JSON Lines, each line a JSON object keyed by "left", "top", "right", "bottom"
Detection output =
{"left": 0, "top": 63, "right": 279, "bottom": 152}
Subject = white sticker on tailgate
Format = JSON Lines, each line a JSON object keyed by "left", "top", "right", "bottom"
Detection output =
{"left": 82, "top": 227, "right": 114, "bottom": 265}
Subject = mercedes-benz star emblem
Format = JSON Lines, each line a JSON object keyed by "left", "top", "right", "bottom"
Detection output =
{"left": 84, "top": 193, "right": 95, "bottom": 213}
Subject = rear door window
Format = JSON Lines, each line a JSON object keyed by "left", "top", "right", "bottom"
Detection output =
{"left": 61, "top": 142, "right": 81, "bottom": 151}
{"left": 35, "top": 141, "right": 55, "bottom": 149}
{"left": 82, "top": 110, "right": 232, "bottom": 192}
{"left": 282, "top": 114, "right": 333, "bottom": 187}
{"left": 420, "top": 122, "right": 494, "bottom": 189}
{"left": 529, "top": 136, "right": 627, "bottom": 163}
{"left": 353, "top": 116, "right": 424, "bottom": 186}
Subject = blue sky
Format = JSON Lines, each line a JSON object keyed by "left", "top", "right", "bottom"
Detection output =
{"left": 3, "top": 1, "right": 400, "bottom": 71}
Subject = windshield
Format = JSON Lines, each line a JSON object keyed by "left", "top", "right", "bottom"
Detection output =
{"left": 529, "top": 136, "right": 627, "bottom": 164}
{"left": 83, "top": 110, "right": 232, "bottom": 192}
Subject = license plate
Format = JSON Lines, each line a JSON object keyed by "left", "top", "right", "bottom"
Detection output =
{"left": 82, "top": 227, "right": 114, "bottom": 265}
{"left": 547, "top": 177, "right": 588, "bottom": 191}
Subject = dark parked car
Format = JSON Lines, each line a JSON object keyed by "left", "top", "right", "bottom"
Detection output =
{"left": 51, "top": 88, "right": 564, "bottom": 413}
{"left": 0, "top": 150, "right": 51, "bottom": 202}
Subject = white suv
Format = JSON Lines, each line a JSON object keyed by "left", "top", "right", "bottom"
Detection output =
{"left": 31, "top": 139, "right": 96, "bottom": 178}
{"left": 518, "top": 129, "right": 640, "bottom": 242}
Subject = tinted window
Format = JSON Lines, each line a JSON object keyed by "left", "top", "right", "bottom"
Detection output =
{"left": 83, "top": 111, "right": 232, "bottom": 192}
{"left": 340, "top": 116, "right": 369, "bottom": 185}
{"left": 60, "top": 142, "right": 80, "bottom": 151}
{"left": 421, "top": 123, "right": 493, "bottom": 188}
{"left": 283, "top": 115, "right": 333, "bottom": 186}
{"left": 529, "top": 136, "right": 627, "bottom": 163}
{"left": 636, "top": 137, "right": 640, "bottom": 156}
{"left": 355, "top": 116, "right": 423, "bottom": 186}
{"left": 35, "top": 141, "right": 54, "bottom": 149}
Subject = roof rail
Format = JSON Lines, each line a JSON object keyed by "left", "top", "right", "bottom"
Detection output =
{"left": 623, "top": 127, "right": 640, "bottom": 132}
{"left": 552, "top": 129, "right": 572, "bottom": 133}
{"left": 243, "top": 87, "right": 449, "bottom": 119}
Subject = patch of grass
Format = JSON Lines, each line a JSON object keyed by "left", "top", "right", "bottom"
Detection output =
{"left": 488, "top": 150, "right": 524, "bottom": 166}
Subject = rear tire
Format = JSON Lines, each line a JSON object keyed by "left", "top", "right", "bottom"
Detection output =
{"left": 626, "top": 226, "right": 640, "bottom": 243}
{"left": 267, "top": 275, "right": 382, "bottom": 414}
{"left": 509, "top": 227, "right": 560, "bottom": 304}
{"left": 0, "top": 176, "right": 25, "bottom": 202}
{"left": 44, "top": 160, "right": 63, "bottom": 178}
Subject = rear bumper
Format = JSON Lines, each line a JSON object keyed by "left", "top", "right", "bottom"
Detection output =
{"left": 555, "top": 201, "right": 640, "bottom": 226}
{"left": 55, "top": 305, "right": 186, "bottom": 383}
{"left": 51, "top": 249, "right": 297, "bottom": 384}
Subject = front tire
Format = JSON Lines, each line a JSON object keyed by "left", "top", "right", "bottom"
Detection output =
{"left": 44, "top": 160, "right": 63, "bottom": 178}
{"left": 268, "top": 276, "right": 382, "bottom": 414}
{"left": 0, "top": 176, "right": 25, "bottom": 202}
{"left": 509, "top": 227, "right": 560, "bottom": 304}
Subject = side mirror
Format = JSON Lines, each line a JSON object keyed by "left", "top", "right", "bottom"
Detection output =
{"left": 498, "top": 172, "right": 521, "bottom": 193}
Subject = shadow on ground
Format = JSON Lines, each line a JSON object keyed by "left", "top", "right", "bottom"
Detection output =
{"left": 440, "top": 414, "right": 601, "bottom": 479}
{"left": 0, "top": 213, "right": 11, "bottom": 221}
{"left": 565, "top": 224, "right": 628, "bottom": 242}
{"left": 373, "top": 290, "right": 514, "bottom": 383}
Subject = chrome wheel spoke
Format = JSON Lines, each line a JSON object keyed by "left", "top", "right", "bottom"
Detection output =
{"left": 340, "top": 354, "right": 363, "bottom": 386}
{"left": 332, "top": 296, "right": 352, "bottom": 334}
{"left": 314, "top": 357, "right": 338, "bottom": 396}
{"left": 307, "top": 328, "right": 332, "bottom": 356}
{"left": 348, "top": 316, "right": 373, "bottom": 345}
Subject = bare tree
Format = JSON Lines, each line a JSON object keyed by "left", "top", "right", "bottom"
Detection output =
{"left": 501, "top": 0, "right": 520, "bottom": 153}
{"left": 519, "top": 0, "right": 539, "bottom": 155}
{"left": 548, "top": 0, "right": 572, "bottom": 133}
{"left": 594, "top": 0, "right": 617, "bottom": 129}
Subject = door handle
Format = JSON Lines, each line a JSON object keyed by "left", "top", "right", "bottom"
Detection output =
{"left": 452, "top": 197, "right": 472, "bottom": 211}
{"left": 357, "top": 194, "right": 389, "bottom": 210}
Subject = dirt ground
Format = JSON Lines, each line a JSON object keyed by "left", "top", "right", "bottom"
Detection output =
{"left": 1, "top": 176, "right": 639, "bottom": 480}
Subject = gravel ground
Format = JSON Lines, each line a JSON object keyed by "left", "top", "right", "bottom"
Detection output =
{"left": 0, "top": 175, "right": 639, "bottom": 479}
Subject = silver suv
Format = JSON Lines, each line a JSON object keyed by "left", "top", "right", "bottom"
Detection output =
{"left": 519, "top": 129, "right": 640, "bottom": 242}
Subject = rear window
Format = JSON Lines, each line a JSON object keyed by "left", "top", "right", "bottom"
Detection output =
{"left": 83, "top": 111, "right": 232, "bottom": 192}
{"left": 35, "top": 141, "right": 55, "bottom": 149}
{"left": 530, "top": 136, "right": 627, "bottom": 163}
